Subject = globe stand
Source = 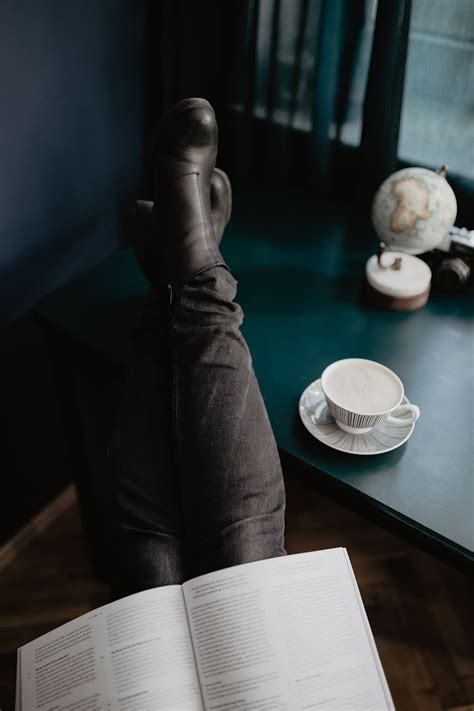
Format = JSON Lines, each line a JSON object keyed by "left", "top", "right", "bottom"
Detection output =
{"left": 368, "top": 164, "right": 457, "bottom": 311}
{"left": 364, "top": 243, "right": 432, "bottom": 312}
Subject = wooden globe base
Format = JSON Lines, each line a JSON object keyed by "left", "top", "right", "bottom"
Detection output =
{"left": 364, "top": 252, "right": 432, "bottom": 312}
{"left": 363, "top": 280, "right": 430, "bottom": 311}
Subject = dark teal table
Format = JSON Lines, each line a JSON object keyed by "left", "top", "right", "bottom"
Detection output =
{"left": 37, "top": 191, "right": 474, "bottom": 571}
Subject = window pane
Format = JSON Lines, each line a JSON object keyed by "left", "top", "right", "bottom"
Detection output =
{"left": 399, "top": 0, "right": 474, "bottom": 178}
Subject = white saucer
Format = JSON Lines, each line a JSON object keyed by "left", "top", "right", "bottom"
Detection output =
{"left": 299, "top": 379, "right": 416, "bottom": 455}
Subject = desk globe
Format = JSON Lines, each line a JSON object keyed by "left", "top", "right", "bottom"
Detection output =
{"left": 367, "top": 166, "right": 457, "bottom": 311}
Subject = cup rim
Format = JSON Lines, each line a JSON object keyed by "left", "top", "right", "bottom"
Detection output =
{"left": 321, "top": 358, "right": 404, "bottom": 417}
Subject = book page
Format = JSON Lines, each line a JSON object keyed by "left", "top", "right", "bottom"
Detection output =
{"left": 183, "top": 549, "right": 393, "bottom": 710}
{"left": 18, "top": 586, "right": 203, "bottom": 710}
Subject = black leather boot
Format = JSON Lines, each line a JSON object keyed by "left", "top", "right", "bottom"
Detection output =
{"left": 128, "top": 167, "right": 231, "bottom": 286}
{"left": 152, "top": 97, "right": 229, "bottom": 287}
{"left": 210, "top": 167, "right": 232, "bottom": 244}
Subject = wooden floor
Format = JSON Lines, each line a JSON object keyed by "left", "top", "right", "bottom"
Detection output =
{"left": 1, "top": 476, "right": 473, "bottom": 711}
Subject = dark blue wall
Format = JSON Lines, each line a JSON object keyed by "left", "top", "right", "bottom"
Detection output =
{"left": 0, "top": 0, "right": 145, "bottom": 325}
{"left": 0, "top": 1, "right": 145, "bottom": 545}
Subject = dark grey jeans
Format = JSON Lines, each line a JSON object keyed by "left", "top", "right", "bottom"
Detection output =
{"left": 110, "top": 266, "right": 286, "bottom": 599}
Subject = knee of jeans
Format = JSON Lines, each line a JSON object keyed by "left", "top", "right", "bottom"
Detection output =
{"left": 187, "top": 511, "right": 286, "bottom": 578}
{"left": 110, "top": 531, "right": 186, "bottom": 594}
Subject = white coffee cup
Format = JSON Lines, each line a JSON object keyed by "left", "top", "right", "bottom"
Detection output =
{"left": 321, "top": 358, "right": 420, "bottom": 435}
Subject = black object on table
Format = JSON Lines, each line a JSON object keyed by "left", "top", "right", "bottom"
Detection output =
{"left": 36, "top": 191, "right": 474, "bottom": 575}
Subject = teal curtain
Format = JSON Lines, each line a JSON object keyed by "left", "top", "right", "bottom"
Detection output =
{"left": 148, "top": 0, "right": 369, "bottom": 190}
{"left": 149, "top": 0, "right": 473, "bottom": 221}
{"left": 360, "top": 0, "right": 412, "bottom": 199}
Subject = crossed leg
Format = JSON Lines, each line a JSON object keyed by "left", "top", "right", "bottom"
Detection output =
{"left": 110, "top": 290, "right": 186, "bottom": 598}
{"left": 109, "top": 98, "right": 286, "bottom": 598}
{"left": 110, "top": 268, "right": 286, "bottom": 598}
{"left": 169, "top": 266, "right": 286, "bottom": 579}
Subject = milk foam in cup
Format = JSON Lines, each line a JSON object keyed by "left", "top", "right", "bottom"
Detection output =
{"left": 321, "top": 358, "right": 420, "bottom": 434}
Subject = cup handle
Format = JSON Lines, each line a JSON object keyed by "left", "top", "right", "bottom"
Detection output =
{"left": 386, "top": 403, "right": 420, "bottom": 425}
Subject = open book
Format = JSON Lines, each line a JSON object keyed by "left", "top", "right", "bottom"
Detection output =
{"left": 16, "top": 548, "right": 394, "bottom": 710}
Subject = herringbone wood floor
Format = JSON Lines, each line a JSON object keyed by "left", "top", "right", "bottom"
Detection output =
{"left": 1, "top": 476, "right": 473, "bottom": 711}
